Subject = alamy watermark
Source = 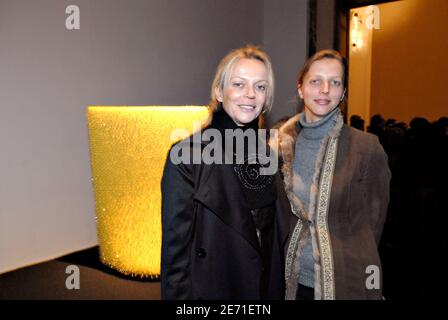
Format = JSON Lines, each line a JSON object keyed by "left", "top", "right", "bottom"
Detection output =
{"left": 65, "top": 5, "right": 80, "bottom": 30}
{"left": 365, "top": 5, "right": 380, "bottom": 30}
{"left": 169, "top": 121, "right": 279, "bottom": 176}
{"left": 65, "top": 264, "right": 80, "bottom": 290}
{"left": 354, "top": 5, "right": 381, "bottom": 30}
{"left": 365, "top": 265, "right": 380, "bottom": 290}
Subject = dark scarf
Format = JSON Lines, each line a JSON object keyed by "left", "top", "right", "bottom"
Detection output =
{"left": 210, "top": 107, "right": 277, "bottom": 298}
{"left": 209, "top": 107, "right": 277, "bottom": 210}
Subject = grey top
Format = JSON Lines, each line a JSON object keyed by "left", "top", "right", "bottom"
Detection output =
{"left": 292, "top": 107, "right": 338, "bottom": 289}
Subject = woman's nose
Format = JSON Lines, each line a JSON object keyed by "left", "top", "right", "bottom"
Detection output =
{"left": 246, "top": 85, "right": 256, "bottom": 98}
{"left": 320, "top": 81, "right": 330, "bottom": 94}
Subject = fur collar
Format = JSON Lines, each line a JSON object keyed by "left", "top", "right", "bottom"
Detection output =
{"left": 279, "top": 110, "right": 344, "bottom": 300}
{"left": 277, "top": 110, "right": 344, "bottom": 221}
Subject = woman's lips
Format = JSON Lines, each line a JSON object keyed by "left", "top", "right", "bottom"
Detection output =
{"left": 314, "top": 99, "right": 331, "bottom": 105}
{"left": 238, "top": 104, "right": 256, "bottom": 111}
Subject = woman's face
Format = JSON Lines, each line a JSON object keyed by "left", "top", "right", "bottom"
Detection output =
{"left": 216, "top": 58, "right": 268, "bottom": 126}
{"left": 298, "top": 58, "right": 345, "bottom": 123}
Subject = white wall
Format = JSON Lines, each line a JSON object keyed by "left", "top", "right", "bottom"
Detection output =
{"left": 0, "top": 0, "right": 307, "bottom": 274}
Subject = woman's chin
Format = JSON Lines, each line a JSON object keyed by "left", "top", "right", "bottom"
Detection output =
{"left": 236, "top": 116, "right": 257, "bottom": 126}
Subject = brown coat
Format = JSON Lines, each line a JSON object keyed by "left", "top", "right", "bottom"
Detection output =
{"left": 276, "top": 111, "right": 391, "bottom": 300}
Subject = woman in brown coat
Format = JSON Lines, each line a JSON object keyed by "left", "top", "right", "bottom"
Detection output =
{"left": 277, "top": 50, "right": 391, "bottom": 299}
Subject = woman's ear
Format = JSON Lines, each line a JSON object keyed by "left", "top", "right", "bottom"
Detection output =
{"left": 297, "top": 85, "right": 303, "bottom": 100}
{"left": 215, "top": 86, "right": 223, "bottom": 102}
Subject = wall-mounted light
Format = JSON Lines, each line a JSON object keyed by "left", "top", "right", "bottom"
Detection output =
{"left": 351, "top": 12, "right": 362, "bottom": 48}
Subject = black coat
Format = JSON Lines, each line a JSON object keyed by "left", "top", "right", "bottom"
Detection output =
{"left": 160, "top": 138, "right": 290, "bottom": 300}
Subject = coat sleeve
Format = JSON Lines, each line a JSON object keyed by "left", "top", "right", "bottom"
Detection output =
{"left": 160, "top": 150, "right": 196, "bottom": 299}
{"left": 365, "top": 136, "right": 391, "bottom": 246}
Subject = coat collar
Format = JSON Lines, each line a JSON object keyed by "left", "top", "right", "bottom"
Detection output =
{"left": 277, "top": 110, "right": 344, "bottom": 222}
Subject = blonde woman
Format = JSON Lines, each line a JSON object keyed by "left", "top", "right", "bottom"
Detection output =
{"left": 161, "top": 45, "right": 290, "bottom": 300}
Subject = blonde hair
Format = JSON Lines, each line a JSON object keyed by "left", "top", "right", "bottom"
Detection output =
{"left": 209, "top": 44, "right": 274, "bottom": 113}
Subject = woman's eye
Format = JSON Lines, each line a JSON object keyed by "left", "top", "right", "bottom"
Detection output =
{"left": 232, "top": 82, "right": 243, "bottom": 88}
{"left": 331, "top": 80, "right": 342, "bottom": 86}
{"left": 310, "top": 79, "right": 320, "bottom": 85}
{"left": 256, "top": 85, "right": 266, "bottom": 92}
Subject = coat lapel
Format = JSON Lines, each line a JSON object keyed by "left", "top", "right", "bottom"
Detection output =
{"left": 278, "top": 111, "right": 344, "bottom": 300}
{"left": 194, "top": 164, "right": 261, "bottom": 253}
{"left": 274, "top": 173, "right": 292, "bottom": 248}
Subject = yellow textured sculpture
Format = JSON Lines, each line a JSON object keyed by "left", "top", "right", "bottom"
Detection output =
{"left": 87, "top": 106, "right": 210, "bottom": 277}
